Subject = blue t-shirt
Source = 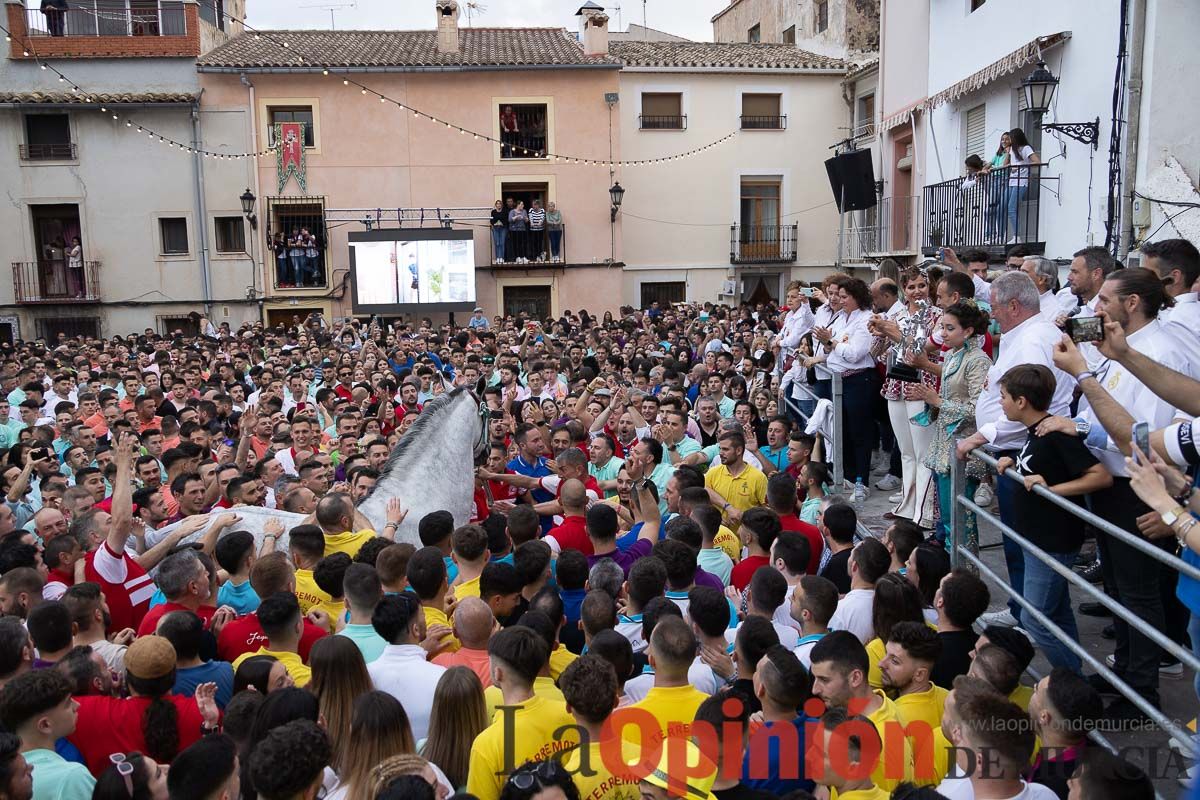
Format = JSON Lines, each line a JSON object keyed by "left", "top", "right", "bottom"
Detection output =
{"left": 561, "top": 588, "right": 586, "bottom": 625}
{"left": 174, "top": 660, "right": 234, "bottom": 709}
{"left": 507, "top": 454, "right": 555, "bottom": 532}
{"left": 217, "top": 579, "right": 260, "bottom": 615}
{"left": 444, "top": 555, "right": 459, "bottom": 584}
{"left": 741, "top": 716, "right": 816, "bottom": 796}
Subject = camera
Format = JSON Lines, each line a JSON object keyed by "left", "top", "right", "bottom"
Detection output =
{"left": 1064, "top": 317, "right": 1104, "bottom": 344}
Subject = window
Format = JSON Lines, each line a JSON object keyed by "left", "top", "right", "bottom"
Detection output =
{"left": 782, "top": 25, "right": 796, "bottom": 44}
{"left": 640, "top": 282, "right": 685, "bottom": 308}
{"left": 640, "top": 93, "right": 685, "bottom": 130}
{"left": 737, "top": 179, "right": 785, "bottom": 261}
{"left": 971, "top": 0, "right": 987, "bottom": 10}
{"left": 741, "top": 94, "right": 785, "bottom": 129}
{"left": 503, "top": 286, "right": 551, "bottom": 319}
{"left": 37, "top": 317, "right": 99, "bottom": 341}
{"left": 747, "top": 23, "right": 760, "bottom": 43}
{"left": 498, "top": 103, "right": 549, "bottom": 160}
{"left": 158, "top": 316, "right": 200, "bottom": 337}
{"left": 198, "top": 0, "right": 224, "bottom": 30}
{"left": 815, "top": 1, "right": 828, "bottom": 33}
{"left": 22, "top": 114, "right": 73, "bottom": 160}
{"left": 214, "top": 216, "right": 246, "bottom": 253}
{"left": 963, "top": 103, "right": 986, "bottom": 162}
{"left": 159, "top": 218, "right": 188, "bottom": 255}
{"left": 267, "top": 196, "right": 329, "bottom": 288}
{"left": 856, "top": 93, "right": 875, "bottom": 138}
{"left": 268, "top": 106, "right": 315, "bottom": 148}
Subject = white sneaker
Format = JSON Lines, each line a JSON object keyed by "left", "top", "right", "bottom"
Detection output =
{"left": 888, "top": 492, "right": 903, "bottom": 504}
{"left": 980, "top": 609, "right": 1020, "bottom": 628}
{"left": 974, "top": 483, "right": 994, "bottom": 507}
{"left": 874, "top": 474, "right": 901, "bottom": 491}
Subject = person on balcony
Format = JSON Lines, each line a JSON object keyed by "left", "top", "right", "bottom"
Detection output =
{"left": 986, "top": 132, "right": 1011, "bottom": 243}
{"left": 546, "top": 202, "right": 563, "bottom": 263}
{"left": 528, "top": 200, "right": 547, "bottom": 263}
{"left": 286, "top": 228, "right": 304, "bottom": 288}
{"left": 67, "top": 236, "right": 83, "bottom": 299}
{"left": 508, "top": 201, "right": 529, "bottom": 265}
{"left": 490, "top": 201, "right": 507, "bottom": 263}
{"left": 1002, "top": 128, "right": 1040, "bottom": 245}
{"left": 499, "top": 105, "right": 519, "bottom": 159}
{"left": 302, "top": 228, "right": 321, "bottom": 287}
{"left": 41, "top": 0, "right": 67, "bottom": 37}
{"left": 272, "top": 232, "right": 288, "bottom": 287}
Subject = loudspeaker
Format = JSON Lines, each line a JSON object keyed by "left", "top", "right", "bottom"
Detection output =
{"left": 825, "top": 149, "right": 877, "bottom": 212}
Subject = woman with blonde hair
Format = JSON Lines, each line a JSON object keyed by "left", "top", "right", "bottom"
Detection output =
{"left": 306, "top": 635, "right": 373, "bottom": 776}
{"left": 327, "top": 691, "right": 416, "bottom": 800}
{"left": 420, "top": 666, "right": 488, "bottom": 791}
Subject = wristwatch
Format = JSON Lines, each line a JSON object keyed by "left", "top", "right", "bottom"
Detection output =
{"left": 1074, "top": 420, "right": 1091, "bottom": 438}
{"left": 1160, "top": 507, "right": 1183, "bottom": 527}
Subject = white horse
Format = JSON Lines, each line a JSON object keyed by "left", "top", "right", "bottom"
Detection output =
{"left": 148, "top": 387, "right": 489, "bottom": 554}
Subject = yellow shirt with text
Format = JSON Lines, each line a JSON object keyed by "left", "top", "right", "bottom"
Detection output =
{"left": 620, "top": 684, "right": 707, "bottom": 750}
{"left": 467, "top": 694, "right": 579, "bottom": 800}
{"left": 294, "top": 569, "right": 332, "bottom": 617}
{"left": 714, "top": 525, "right": 741, "bottom": 563}
{"left": 562, "top": 739, "right": 643, "bottom": 800}
{"left": 705, "top": 464, "right": 767, "bottom": 526}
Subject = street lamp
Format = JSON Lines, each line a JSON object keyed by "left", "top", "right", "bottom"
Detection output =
{"left": 609, "top": 181, "right": 625, "bottom": 223}
{"left": 1020, "top": 60, "right": 1099, "bottom": 150}
{"left": 239, "top": 188, "right": 258, "bottom": 229}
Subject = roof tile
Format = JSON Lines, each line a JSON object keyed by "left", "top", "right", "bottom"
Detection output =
{"left": 609, "top": 40, "right": 844, "bottom": 71}
{"left": 0, "top": 91, "right": 197, "bottom": 104}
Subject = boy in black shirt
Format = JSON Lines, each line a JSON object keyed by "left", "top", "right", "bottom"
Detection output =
{"left": 995, "top": 365, "right": 1112, "bottom": 672}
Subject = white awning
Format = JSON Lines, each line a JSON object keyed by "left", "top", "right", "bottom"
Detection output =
{"left": 925, "top": 31, "right": 1071, "bottom": 111}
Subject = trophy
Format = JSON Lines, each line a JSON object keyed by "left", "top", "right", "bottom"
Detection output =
{"left": 886, "top": 301, "right": 930, "bottom": 383}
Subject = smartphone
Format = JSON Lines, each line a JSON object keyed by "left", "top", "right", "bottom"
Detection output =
{"left": 1132, "top": 421, "right": 1150, "bottom": 463}
{"left": 1065, "top": 316, "right": 1105, "bottom": 344}
{"left": 801, "top": 287, "right": 815, "bottom": 297}
{"left": 31, "top": 447, "right": 52, "bottom": 462}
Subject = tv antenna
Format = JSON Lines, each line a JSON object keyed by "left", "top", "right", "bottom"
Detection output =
{"left": 464, "top": 1, "right": 486, "bottom": 26}
{"left": 298, "top": 0, "right": 356, "bottom": 29}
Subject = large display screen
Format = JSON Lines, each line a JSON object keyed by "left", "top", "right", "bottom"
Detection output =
{"left": 348, "top": 229, "right": 476, "bottom": 314}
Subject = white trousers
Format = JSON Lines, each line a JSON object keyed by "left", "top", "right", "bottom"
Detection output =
{"left": 888, "top": 398, "right": 936, "bottom": 526}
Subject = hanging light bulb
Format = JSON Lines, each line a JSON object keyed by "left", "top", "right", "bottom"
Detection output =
{"left": 343, "top": 79, "right": 349, "bottom": 85}
{"left": 322, "top": 69, "right": 329, "bottom": 75}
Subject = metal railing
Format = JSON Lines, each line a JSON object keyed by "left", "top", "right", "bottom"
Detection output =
{"left": 947, "top": 445, "right": 1197, "bottom": 759}
{"left": 922, "top": 164, "right": 1045, "bottom": 254}
{"left": 839, "top": 195, "right": 922, "bottom": 262}
{"left": 13, "top": 260, "right": 100, "bottom": 303}
{"left": 19, "top": 143, "right": 76, "bottom": 160}
{"left": 730, "top": 223, "right": 798, "bottom": 264}
{"left": 638, "top": 115, "right": 687, "bottom": 130}
{"left": 850, "top": 119, "right": 876, "bottom": 144}
{"left": 491, "top": 226, "right": 567, "bottom": 265}
{"left": 740, "top": 115, "right": 787, "bottom": 130}
{"left": 24, "top": 2, "right": 187, "bottom": 37}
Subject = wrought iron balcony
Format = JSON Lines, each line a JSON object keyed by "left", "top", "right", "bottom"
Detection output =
{"left": 731, "top": 224, "right": 798, "bottom": 264}
{"left": 13, "top": 260, "right": 100, "bottom": 303}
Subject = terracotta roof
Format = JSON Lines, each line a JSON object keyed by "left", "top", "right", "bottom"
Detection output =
{"left": 609, "top": 40, "right": 845, "bottom": 71}
{"left": 197, "top": 28, "right": 621, "bottom": 70}
{"left": 0, "top": 91, "right": 197, "bottom": 104}
{"left": 844, "top": 56, "right": 879, "bottom": 82}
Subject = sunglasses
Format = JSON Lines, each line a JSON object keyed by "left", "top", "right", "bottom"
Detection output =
{"left": 507, "top": 761, "right": 560, "bottom": 791}
{"left": 109, "top": 753, "right": 135, "bottom": 798}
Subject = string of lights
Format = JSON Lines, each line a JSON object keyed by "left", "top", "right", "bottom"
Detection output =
{"left": 5, "top": 7, "right": 741, "bottom": 167}
{"left": 1, "top": 21, "right": 274, "bottom": 159}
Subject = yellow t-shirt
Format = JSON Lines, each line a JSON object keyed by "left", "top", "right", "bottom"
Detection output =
{"left": 484, "top": 676, "right": 565, "bottom": 721}
{"left": 865, "top": 690, "right": 915, "bottom": 792}
{"left": 322, "top": 529, "right": 376, "bottom": 558}
{"left": 294, "top": 569, "right": 332, "bottom": 616}
{"left": 867, "top": 637, "right": 886, "bottom": 690}
{"left": 422, "top": 604, "right": 460, "bottom": 653}
{"left": 231, "top": 647, "right": 311, "bottom": 687}
{"left": 714, "top": 525, "right": 741, "bottom": 563}
{"left": 923, "top": 726, "right": 953, "bottom": 787}
{"left": 1010, "top": 684, "right": 1033, "bottom": 712}
{"left": 893, "top": 684, "right": 948, "bottom": 786}
{"left": 561, "top": 739, "right": 643, "bottom": 800}
{"left": 454, "top": 574, "right": 482, "bottom": 599}
{"left": 549, "top": 644, "right": 577, "bottom": 680}
{"left": 620, "top": 684, "right": 707, "bottom": 750}
{"left": 831, "top": 787, "right": 891, "bottom": 800}
{"left": 467, "top": 694, "right": 579, "bottom": 800}
{"left": 705, "top": 464, "right": 768, "bottom": 523}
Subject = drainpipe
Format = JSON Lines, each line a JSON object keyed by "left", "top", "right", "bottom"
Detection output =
{"left": 1119, "top": 0, "right": 1146, "bottom": 260}
{"left": 191, "top": 91, "right": 213, "bottom": 314}
{"left": 241, "top": 72, "right": 266, "bottom": 317}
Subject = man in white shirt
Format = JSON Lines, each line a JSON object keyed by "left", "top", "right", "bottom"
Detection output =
{"left": 826, "top": 538, "right": 889, "bottom": 644}
{"left": 1021, "top": 256, "right": 1075, "bottom": 320}
{"left": 1059, "top": 268, "right": 1190, "bottom": 719}
{"left": 957, "top": 272, "right": 1075, "bottom": 629}
{"left": 1140, "top": 238, "right": 1200, "bottom": 379}
{"left": 366, "top": 592, "right": 447, "bottom": 741}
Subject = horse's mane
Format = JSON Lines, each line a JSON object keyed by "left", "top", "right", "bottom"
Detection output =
{"left": 363, "top": 386, "right": 468, "bottom": 502}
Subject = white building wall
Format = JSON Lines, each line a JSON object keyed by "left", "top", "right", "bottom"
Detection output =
{"left": 616, "top": 69, "right": 845, "bottom": 305}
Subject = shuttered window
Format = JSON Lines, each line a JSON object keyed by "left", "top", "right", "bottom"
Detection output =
{"left": 641, "top": 93, "right": 682, "bottom": 117}
{"left": 964, "top": 104, "right": 986, "bottom": 161}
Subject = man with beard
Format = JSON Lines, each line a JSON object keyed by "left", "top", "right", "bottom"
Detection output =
{"left": 61, "top": 582, "right": 131, "bottom": 677}
{"left": 704, "top": 431, "right": 766, "bottom": 527}
{"left": 879, "top": 621, "right": 947, "bottom": 735}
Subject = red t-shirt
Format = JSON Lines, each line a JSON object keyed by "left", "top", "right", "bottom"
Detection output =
{"left": 217, "top": 612, "right": 327, "bottom": 663}
{"left": 470, "top": 488, "right": 490, "bottom": 524}
{"left": 779, "top": 515, "right": 824, "bottom": 576}
{"left": 72, "top": 694, "right": 206, "bottom": 776}
{"left": 730, "top": 554, "right": 770, "bottom": 592}
{"left": 546, "top": 515, "right": 594, "bottom": 555}
{"left": 136, "top": 601, "right": 217, "bottom": 638}
{"left": 83, "top": 542, "right": 154, "bottom": 634}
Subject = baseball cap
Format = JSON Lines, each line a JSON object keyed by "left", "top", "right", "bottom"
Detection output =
{"left": 125, "top": 635, "right": 177, "bottom": 680}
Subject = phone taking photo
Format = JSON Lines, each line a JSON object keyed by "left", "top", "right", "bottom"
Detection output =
{"left": 1132, "top": 421, "right": 1150, "bottom": 463}
{"left": 1065, "top": 316, "right": 1104, "bottom": 344}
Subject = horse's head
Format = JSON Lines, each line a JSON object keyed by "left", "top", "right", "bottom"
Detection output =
{"left": 455, "top": 380, "right": 491, "bottom": 464}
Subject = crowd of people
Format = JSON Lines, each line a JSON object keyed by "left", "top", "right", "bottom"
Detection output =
{"left": 0, "top": 238, "right": 1197, "bottom": 800}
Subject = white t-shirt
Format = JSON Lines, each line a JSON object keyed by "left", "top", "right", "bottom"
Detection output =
{"left": 936, "top": 776, "right": 1058, "bottom": 800}
{"left": 828, "top": 588, "right": 875, "bottom": 644}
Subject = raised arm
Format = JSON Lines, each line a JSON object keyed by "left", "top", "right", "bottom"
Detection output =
{"left": 109, "top": 432, "right": 137, "bottom": 553}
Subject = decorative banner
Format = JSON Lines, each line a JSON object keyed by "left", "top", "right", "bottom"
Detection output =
{"left": 275, "top": 122, "right": 307, "bottom": 192}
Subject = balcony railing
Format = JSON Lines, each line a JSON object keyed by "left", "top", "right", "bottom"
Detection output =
{"left": 24, "top": 2, "right": 186, "bottom": 37}
{"left": 490, "top": 226, "right": 567, "bottom": 265}
{"left": 731, "top": 224, "right": 798, "bottom": 264}
{"left": 639, "top": 115, "right": 687, "bottom": 130}
{"left": 839, "top": 194, "right": 922, "bottom": 261}
{"left": 19, "top": 143, "right": 76, "bottom": 160}
{"left": 922, "top": 164, "right": 1045, "bottom": 255}
{"left": 13, "top": 260, "right": 100, "bottom": 303}
{"left": 850, "top": 119, "right": 876, "bottom": 144}
{"left": 740, "top": 115, "right": 787, "bottom": 130}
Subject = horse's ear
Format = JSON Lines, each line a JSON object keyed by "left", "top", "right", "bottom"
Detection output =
{"left": 474, "top": 376, "right": 486, "bottom": 399}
